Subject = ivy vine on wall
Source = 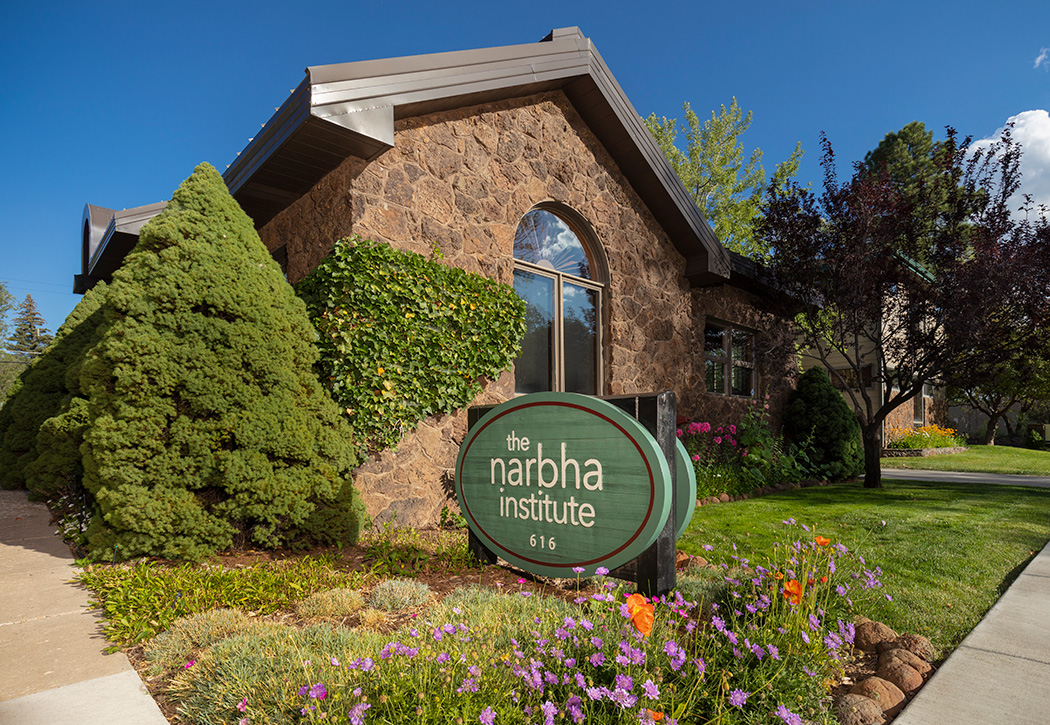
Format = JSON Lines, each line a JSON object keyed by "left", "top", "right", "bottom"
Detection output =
{"left": 297, "top": 237, "right": 527, "bottom": 457}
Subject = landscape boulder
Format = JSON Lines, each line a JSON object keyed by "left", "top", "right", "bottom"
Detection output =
{"left": 855, "top": 620, "right": 899, "bottom": 653}
{"left": 850, "top": 676, "right": 905, "bottom": 716}
{"left": 835, "top": 693, "right": 885, "bottom": 725}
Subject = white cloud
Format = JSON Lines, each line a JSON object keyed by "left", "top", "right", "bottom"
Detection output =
{"left": 970, "top": 110, "right": 1050, "bottom": 217}
{"left": 1035, "top": 48, "right": 1050, "bottom": 70}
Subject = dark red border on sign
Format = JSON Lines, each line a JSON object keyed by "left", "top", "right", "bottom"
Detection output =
{"left": 456, "top": 400, "right": 657, "bottom": 569}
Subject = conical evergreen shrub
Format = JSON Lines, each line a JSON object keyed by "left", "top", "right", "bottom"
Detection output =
{"left": 77, "top": 163, "right": 363, "bottom": 561}
{"left": 0, "top": 282, "right": 109, "bottom": 494}
{"left": 784, "top": 367, "right": 863, "bottom": 481}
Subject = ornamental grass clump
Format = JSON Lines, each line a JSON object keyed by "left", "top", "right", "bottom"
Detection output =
{"left": 163, "top": 527, "right": 882, "bottom": 724}
{"left": 369, "top": 578, "right": 432, "bottom": 611}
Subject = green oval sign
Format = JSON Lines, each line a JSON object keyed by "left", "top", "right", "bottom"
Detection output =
{"left": 455, "top": 392, "right": 672, "bottom": 578}
{"left": 674, "top": 439, "right": 697, "bottom": 540}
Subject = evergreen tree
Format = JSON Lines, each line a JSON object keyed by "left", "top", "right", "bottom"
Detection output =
{"left": 0, "top": 281, "right": 23, "bottom": 402}
{"left": 5, "top": 294, "right": 52, "bottom": 360}
{"left": 783, "top": 367, "right": 863, "bottom": 482}
{"left": 78, "top": 163, "right": 364, "bottom": 561}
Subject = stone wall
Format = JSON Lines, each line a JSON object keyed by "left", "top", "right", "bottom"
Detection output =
{"left": 259, "top": 91, "right": 794, "bottom": 526}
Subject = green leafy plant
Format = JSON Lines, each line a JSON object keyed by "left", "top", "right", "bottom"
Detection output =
{"left": 296, "top": 236, "right": 526, "bottom": 456}
{"left": 76, "top": 554, "right": 371, "bottom": 644}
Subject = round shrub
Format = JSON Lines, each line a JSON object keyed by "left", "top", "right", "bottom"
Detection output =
{"left": 783, "top": 367, "right": 863, "bottom": 481}
{"left": 143, "top": 608, "right": 254, "bottom": 674}
{"left": 369, "top": 578, "right": 431, "bottom": 611}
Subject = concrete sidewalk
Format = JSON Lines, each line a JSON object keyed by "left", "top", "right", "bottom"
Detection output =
{"left": 0, "top": 489, "right": 167, "bottom": 724}
{"left": 894, "top": 537, "right": 1050, "bottom": 724}
{"left": 882, "top": 468, "right": 1050, "bottom": 724}
{"left": 882, "top": 467, "right": 1050, "bottom": 488}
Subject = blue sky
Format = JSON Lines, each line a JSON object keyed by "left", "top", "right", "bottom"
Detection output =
{"left": 2, "top": 0, "right": 1047, "bottom": 333}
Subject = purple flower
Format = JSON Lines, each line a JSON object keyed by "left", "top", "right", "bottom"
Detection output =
{"left": 541, "top": 701, "right": 557, "bottom": 725}
{"left": 589, "top": 652, "right": 605, "bottom": 667}
{"left": 610, "top": 688, "right": 637, "bottom": 708}
{"left": 767, "top": 644, "right": 780, "bottom": 660}
{"left": 615, "top": 674, "right": 634, "bottom": 692}
{"left": 775, "top": 704, "right": 803, "bottom": 725}
{"left": 572, "top": 566, "right": 585, "bottom": 574}
{"left": 751, "top": 643, "right": 765, "bottom": 660}
{"left": 308, "top": 683, "right": 327, "bottom": 700}
{"left": 479, "top": 707, "right": 496, "bottom": 725}
{"left": 728, "top": 688, "right": 749, "bottom": 708}
{"left": 349, "top": 702, "right": 371, "bottom": 725}
{"left": 642, "top": 679, "right": 659, "bottom": 699}
{"left": 457, "top": 677, "right": 480, "bottom": 693}
{"left": 596, "top": 567, "right": 610, "bottom": 576}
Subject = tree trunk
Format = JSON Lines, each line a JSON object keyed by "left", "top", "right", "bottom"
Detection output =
{"left": 982, "top": 413, "right": 1002, "bottom": 445}
{"left": 862, "top": 425, "right": 883, "bottom": 489}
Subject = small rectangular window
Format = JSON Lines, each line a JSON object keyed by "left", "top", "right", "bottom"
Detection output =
{"left": 704, "top": 322, "right": 756, "bottom": 397}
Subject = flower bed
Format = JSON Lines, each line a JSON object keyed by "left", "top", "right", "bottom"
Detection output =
{"left": 882, "top": 446, "right": 968, "bottom": 457}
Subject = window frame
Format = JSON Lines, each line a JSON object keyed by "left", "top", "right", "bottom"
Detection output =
{"left": 704, "top": 321, "right": 757, "bottom": 398}
{"left": 511, "top": 204, "right": 607, "bottom": 396}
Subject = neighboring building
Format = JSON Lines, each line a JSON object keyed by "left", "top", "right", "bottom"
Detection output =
{"left": 801, "top": 334, "right": 948, "bottom": 446}
{"left": 75, "top": 28, "right": 798, "bottom": 525}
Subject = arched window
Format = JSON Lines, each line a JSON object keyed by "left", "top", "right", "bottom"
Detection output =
{"left": 512, "top": 205, "right": 606, "bottom": 395}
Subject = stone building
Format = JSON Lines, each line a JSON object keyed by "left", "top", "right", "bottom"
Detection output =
{"left": 76, "top": 28, "right": 798, "bottom": 526}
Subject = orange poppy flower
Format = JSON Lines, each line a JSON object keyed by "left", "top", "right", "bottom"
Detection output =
{"left": 815, "top": 536, "right": 830, "bottom": 546}
{"left": 783, "top": 579, "right": 803, "bottom": 605}
{"left": 626, "top": 593, "right": 655, "bottom": 636}
{"left": 646, "top": 710, "right": 665, "bottom": 721}
{"left": 820, "top": 576, "right": 828, "bottom": 583}
{"left": 774, "top": 571, "right": 784, "bottom": 580}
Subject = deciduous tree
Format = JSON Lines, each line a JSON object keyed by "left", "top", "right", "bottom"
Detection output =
{"left": 645, "top": 99, "right": 803, "bottom": 261}
{"left": 760, "top": 128, "right": 1050, "bottom": 488}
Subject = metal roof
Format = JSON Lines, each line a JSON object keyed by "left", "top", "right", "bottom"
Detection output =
{"left": 77, "top": 28, "right": 733, "bottom": 290}
{"left": 75, "top": 201, "right": 168, "bottom": 293}
{"left": 222, "top": 26, "right": 730, "bottom": 285}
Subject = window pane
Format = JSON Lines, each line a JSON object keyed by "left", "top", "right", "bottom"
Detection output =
{"left": 562, "top": 282, "right": 598, "bottom": 395}
{"left": 513, "top": 209, "right": 592, "bottom": 279}
{"left": 731, "top": 365, "right": 753, "bottom": 396}
{"left": 705, "top": 360, "right": 725, "bottom": 394}
{"left": 731, "top": 330, "right": 752, "bottom": 362}
{"left": 513, "top": 270, "right": 555, "bottom": 394}
{"left": 704, "top": 325, "right": 725, "bottom": 356}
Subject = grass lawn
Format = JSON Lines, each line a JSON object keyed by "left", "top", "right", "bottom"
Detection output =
{"left": 881, "top": 444, "right": 1050, "bottom": 475}
{"left": 677, "top": 478, "right": 1050, "bottom": 657}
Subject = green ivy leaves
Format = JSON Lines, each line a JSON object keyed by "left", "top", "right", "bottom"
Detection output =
{"left": 297, "top": 237, "right": 526, "bottom": 456}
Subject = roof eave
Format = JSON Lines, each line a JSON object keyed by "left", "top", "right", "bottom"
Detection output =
{"left": 222, "top": 27, "right": 729, "bottom": 283}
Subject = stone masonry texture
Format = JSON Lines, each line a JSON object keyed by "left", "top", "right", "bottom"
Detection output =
{"left": 259, "top": 91, "right": 795, "bottom": 526}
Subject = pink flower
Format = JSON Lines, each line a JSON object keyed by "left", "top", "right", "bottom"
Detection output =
{"left": 184, "top": 660, "right": 196, "bottom": 669}
{"left": 714, "top": 437, "right": 722, "bottom": 444}
{"left": 676, "top": 428, "right": 683, "bottom": 438}
{"left": 729, "top": 425, "right": 737, "bottom": 434}
{"left": 691, "top": 454, "right": 700, "bottom": 462}
{"left": 729, "top": 438, "right": 737, "bottom": 446}
{"left": 237, "top": 697, "right": 248, "bottom": 712}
